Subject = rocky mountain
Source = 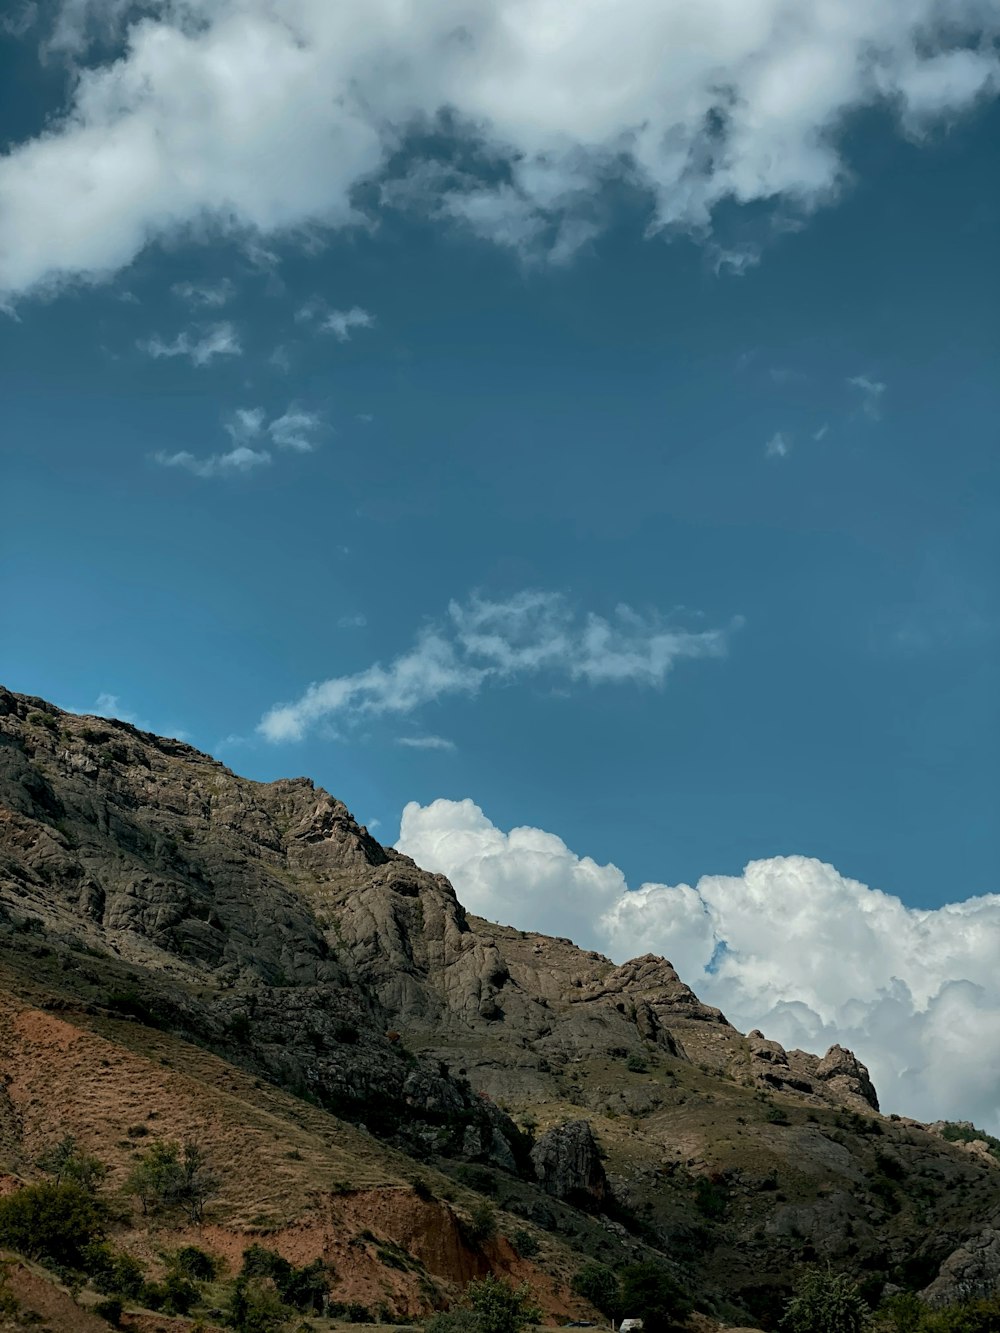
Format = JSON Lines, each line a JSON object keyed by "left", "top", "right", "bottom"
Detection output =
{"left": 2, "top": 685, "right": 999, "bottom": 1327}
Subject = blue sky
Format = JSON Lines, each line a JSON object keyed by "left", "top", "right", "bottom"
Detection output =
{"left": 2, "top": 2, "right": 998, "bottom": 937}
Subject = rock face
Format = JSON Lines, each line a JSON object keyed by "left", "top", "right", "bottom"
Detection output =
{"left": 814, "top": 1044, "right": 880, "bottom": 1112}
{"left": 922, "top": 1225, "right": 1000, "bottom": 1305}
{"left": 4, "top": 686, "right": 1000, "bottom": 1317}
{"left": 530, "top": 1120, "right": 608, "bottom": 1204}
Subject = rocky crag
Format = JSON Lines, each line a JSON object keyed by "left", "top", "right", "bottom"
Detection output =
{"left": 2, "top": 686, "right": 1000, "bottom": 1325}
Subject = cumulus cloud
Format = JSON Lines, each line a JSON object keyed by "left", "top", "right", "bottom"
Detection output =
{"left": 258, "top": 589, "right": 735, "bottom": 742}
{"left": 0, "top": 0, "right": 997, "bottom": 298}
{"left": 139, "top": 322, "right": 242, "bottom": 367}
{"left": 397, "top": 798, "right": 1000, "bottom": 1131}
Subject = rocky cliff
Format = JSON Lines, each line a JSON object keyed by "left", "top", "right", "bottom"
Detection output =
{"left": 1, "top": 686, "right": 998, "bottom": 1324}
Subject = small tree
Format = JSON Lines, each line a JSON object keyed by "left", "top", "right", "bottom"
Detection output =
{"left": 571, "top": 1263, "right": 622, "bottom": 1319}
{"left": 618, "top": 1262, "right": 691, "bottom": 1333}
{"left": 781, "top": 1271, "right": 869, "bottom": 1333}
{"left": 466, "top": 1275, "right": 541, "bottom": 1333}
{"left": 125, "top": 1140, "right": 219, "bottom": 1221}
{"left": 36, "top": 1135, "right": 106, "bottom": 1193}
{"left": 226, "top": 1275, "right": 292, "bottom": 1333}
{"left": 0, "top": 1181, "right": 105, "bottom": 1266}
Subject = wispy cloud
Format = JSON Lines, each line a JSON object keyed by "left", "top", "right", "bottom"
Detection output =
{"left": 848, "top": 374, "right": 887, "bottom": 419}
{"left": 139, "top": 322, "right": 242, "bottom": 367}
{"left": 764, "top": 431, "right": 791, "bottom": 459}
{"left": 155, "top": 444, "right": 271, "bottom": 479}
{"left": 269, "top": 408, "right": 325, "bottom": 452}
{"left": 171, "top": 278, "right": 235, "bottom": 309}
{"left": 154, "top": 403, "right": 325, "bottom": 478}
{"left": 813, "top": 422, "right": 830, "bottom": 441}
{"left": 397, "top": 734, "right": 457, "bottom": 751}
{"left": 323, "top": 307, "right": 376, "bottom": 341}
{"left": 337, "top": 614, "right": 368, "bottom": 629}
{"left": 258, "top": 589, "right": 737, "bottom": 743}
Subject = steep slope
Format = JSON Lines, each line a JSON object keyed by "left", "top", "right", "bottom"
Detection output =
{"left": 1, "top": 686, "right": 999, "bottom": 1324}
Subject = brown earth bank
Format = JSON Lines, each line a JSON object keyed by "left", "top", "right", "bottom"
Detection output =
{"left": 2, "top": 686, "right": 1000, "bottom": 1328}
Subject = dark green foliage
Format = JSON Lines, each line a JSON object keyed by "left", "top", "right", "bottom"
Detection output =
{"left": 83, "top": 1242, "right": 146, "bottom": 1298}
{"left": 124, "top": 1139, "right": 219, "bottom": 1221}
{"left": 462, "top": 1200, "right": 498, "bottom": 1246}
{"left": 226, "top": 1275, "right": 293, "bottom": 1332}
{"left": 0, "top": 1181, "right": 105, "bottom": 1266}
{"left": 425, "top": 1312, "right": 483, "bottom": 1333}
{"left": 240, "top": 1245, "right": 329, "bottom": 1314}
{"left": 618, "top": 1262, "right": 692, "bottom": 1333}
{"left": 412, "top": 1178, "right": 435, "bottom": 1202}
{"left": 94, "top": 1295, "right": 124, "bottom": 1326}
{"left": 571, "top": 1262, "right": 622, "bottom": 1318}
{"left": 938, "top": 1123, "right": 1000, "bottom": 1162}
{"left": 105, "top": 988, "right": 164, "bottom": 1028}
{"left": 170, "top": 1243, "right": 219, "bottom": 1281}
{"left": 694, "top": 1176, "right": 729, "bottom": 1220}
{"left": 780, "top": 1270, "right": 869, "bottom": 1333}
{"left": 626, "top": 1053, "right": 649, "bottom": 1073}
{"left": 455, "top": 1165, "right": 497, "bottom": 1195}
{"left": 466, "top": 1275, "right": 541, "bottom": 1333}
{"left": 28, "top": 711, "right": 57, "bottom": 731}
{"left": 327, "top": 1300, "right": 373, "bottom": 1322}
{"left": 511, "top": 1228, "right": 539, "bottom": 1258}
{"left": 35, "top": 1135, "right": 106, "bottom": 1192}
{"left": 766, "top": 1104, "right": 791, "bottom": 1125}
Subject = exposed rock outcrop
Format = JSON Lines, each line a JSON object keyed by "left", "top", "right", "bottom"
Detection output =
{"left": 530, "top": 1119, "right": 608, "bottom": 1204}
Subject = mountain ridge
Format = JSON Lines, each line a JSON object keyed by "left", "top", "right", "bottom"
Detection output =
{"left": 2, "top": 685, "right": 999, "bottom": 1326}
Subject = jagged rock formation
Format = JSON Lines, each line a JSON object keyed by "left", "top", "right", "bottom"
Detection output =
{"left": 530, "top": 1120, "right": 608, "bottom": 1204}
{"left": 2, "top": 686, "right": 999, "bottom": 1318}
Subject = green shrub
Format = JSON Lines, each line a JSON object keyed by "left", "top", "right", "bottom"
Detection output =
{"left": 0, "top": 1181, "right": 105, "bottom": 1266}
{"left": 618, "top": 1262, "right": 691, "bottom": 1333}
{"left": 36, "top": 1135, "right": 107, "bottom": 1193}
{"left": 171, "top": 1244, "right": 219, "bottom": 1281}
{"left": 239, "top": 1246, "right": 328, "bottom": 1314}
{"left": 84, "top": 1242, "right": 146, "bottom": 1298}
{"left": 626, "top": 1053, "right": 648, "bottom": 1073}
{"left": 226, "top": 1275, "right": 292, "bottom": 1332}
{"left": 464, "top": 1276, "right": 540, "bottom": 1333}
{"left": 571, "top": 1262, "right": 621, "bottom": 1318}
{"left": 694, "top": 1176, "right": 728, "bottom": 1220}
{"left": 511, "top": 1229, "right": 539, "bottom": 1259}
{"left": 125, "top": 1139, "right": 219, "bottom": 1222}
{"left": 462, "top": 1201, "right": 498, "bottom": 1246}
{"left": 780, "top": 1270, "right": 869, "bottom": 1333}
{"left": 94, "top": 1295, "right": 124, "bottom": 1327}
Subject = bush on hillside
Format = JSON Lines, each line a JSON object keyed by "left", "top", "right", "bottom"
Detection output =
{"left": 226, "top": 1275, "right": 293, "bottom": 1332}
{"left": 571, "top": 1262, "right": 622, "bottom": 1319}
{"left": 124, "top": 1139, "right": 219, "bottom": 1222}
{"left": 618, "top": 1262, "right": 691, "bottom": 1333}
{"left": 0, "top": 1181, "right": 105, "bottom": 1266}
{"left": 35, "top": 1135, "right": 107, "bottom": 1193}
{"left": 780, "top": 1271, "right": 869, "bottom": 1333}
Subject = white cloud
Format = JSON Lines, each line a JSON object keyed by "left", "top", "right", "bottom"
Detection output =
{"left": 139, "top": 322, "right": 242, "bottom": 367}
{"left": 397, "top": 798, "right": 1000, "bottom": 1131}
{"left": 154, "top": 402, "right": 325, "bottom": 477}
{"left": 765, "top": 431, "right": 791, "bottom": 458}
{"left": 68, "top": 691, "right": 189, "bottom": 741}
{"left": 848, "top": 373, "right": 887, "bottom": 419}
{"left": 321, "top": 307, "right": 375, "bottom": 341}
{"left": 155, "top": 444, "right": 271, "bottom": 478}
{"left": 813, "top": 422, "right": 830, "bottom": 441}
{"left": 268, "top": 408, "right": 324, "bottom": 452}
{"left": 397, "top": 734, "right": 457, "bottom": 751}
{"left": 1, "top": 0, "right": 997, "bottom": 298}
{"left": 337, "top": 614, "right": 368, "bottom": 629}
{"left": 171, "top": 278, "right": 235, "bottom": 308}
{"left": 258, "top": 589, "right": 735, "bottom": 742}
